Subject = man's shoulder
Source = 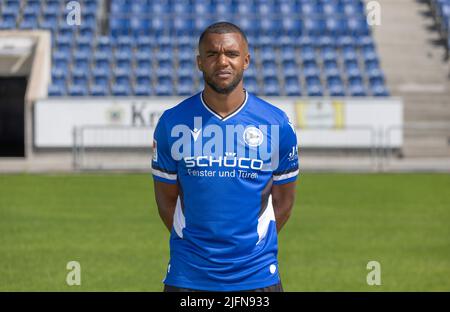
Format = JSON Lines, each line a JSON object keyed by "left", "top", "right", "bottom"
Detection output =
{"left": 247, "top": 92, "right": 289, "bottom": 124}
{"left": 159, "top": 92, "right": 201, "bottom": 124}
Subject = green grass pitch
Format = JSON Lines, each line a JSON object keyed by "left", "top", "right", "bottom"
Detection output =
{"left": 0, "top": 173, "right": 449, "bottom": 291}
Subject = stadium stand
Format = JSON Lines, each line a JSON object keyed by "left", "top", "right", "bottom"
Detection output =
{"left": 0, "top": 0, "right": 389, "bottom": 97}
{"left": 429, "top": 0, "right": 450, "bottom": 57}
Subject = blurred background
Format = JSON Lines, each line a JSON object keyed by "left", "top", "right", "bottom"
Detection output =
{"left": 0, "top": 0, "right": 449, "bottom": 291}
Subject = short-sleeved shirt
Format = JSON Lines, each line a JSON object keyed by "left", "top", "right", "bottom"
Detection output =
{"left": 152, "top": 90, "right": 299, "bottom": 291}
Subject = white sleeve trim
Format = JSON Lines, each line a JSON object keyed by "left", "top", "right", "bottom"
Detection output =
{"left": 152, "top": 168, "right": 177, "bottom": 180}
{"left": 273, "top": 169, "right": 299, "bottom": 181}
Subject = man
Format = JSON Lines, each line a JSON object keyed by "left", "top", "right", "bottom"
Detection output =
{"left": 152, "top": 22, "right": 299, "bottom": 292}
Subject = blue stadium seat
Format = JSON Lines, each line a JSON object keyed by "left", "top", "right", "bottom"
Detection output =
{"left": 157, "top": 60, "right": 174, "bottom": 79}
{"left": 281, "top": 16, "right": 302, "bottom": 36}
{"left": 244, "top": 65, "right": 256, "bottom": 79}
{"left": 73, "top": 56, "right": 90, "bottom": 73}
{"left": 300, "top": 46, "right": 316, "bottom": 62}
{"left": 324, "top": 60, "right": 340, "bottom": 77}
{"left": 93, "top": 52, "right": 112, "bottom": 70}
{"left": 178, "top": 45, "right": 194, "bottom": 62}
{"left": 318, "top": 36, "right": 337, "bottom": 49}
{"left": 298, "top": 36, "right": 314, "bottom": 49}
{"left": 68, "top": 84, "right": 88, "bottom": 96}
{"left": 323, "top": 2, "right": 343, "bottom": 16}
{"left": 113, "top": 68, "right": 131, "bottom": 86}
{"left": 262, "top": 60, "right": 278, "bottom": 79}
{"left": 53, "top": 56, "right": 70, "bottom": 73}
{"left": 343, "top": 47, "right": 359, "bottom": 63}
{"left": 1, "top": 13, "right": 17, "bottom": 28}
{"left": 134, "top": 84, "right": 153, "bottom": 96}
{"left": 24, "top": 0, "right": 40, "bottom": 11}
{"left": 135, "top": 74, "right": 151, "bottom": 87}
{"left": 285, "top": 76, "right": 302, "bottom": 96}
{"left": 303, "top": 60, "right": 320, "bottom": 79}
{"left": 19, "top": 18, "right": 39, "bottom": 29}
{"left": 155, "top": 77, "right": 174, "bottom": 96}
{"left": 95, "top": 36, "right": 111, "bottom": 52}
{"left": 115, "top": 54, "right": 132, "bottom": 71}
{"left": 328, "top": 83, "right": 346, "bottom": 97}
{"left": 324, "top": 17, "right": 344, "bottom": 36}
{"left": 244, "top": 77, "right": 259, "bottom": 94}
{"left": 337, "top": 36, "right": 356, "bottom": 49}
{"left": 110, "top": 17, "right": 129, "bottom": 37}
{"left": 303, "top": 17, "right": 326, "bottom": 36}
{"left": 71, "top": 68, "right": 89, "bottom": 86}
{"left": 4, "top": 0, "right": 21, "bottom": 13}
{"left": 281, "top": 45, "right": 296, "bottom": 62}
{"left": 178, "top": 60, "right": 195, "bottom": 78}
{"left": 92, "top": 68, "right": 110, "bottom": 87}
{"left": 263, "top": 77, "right": 280, "bottom": 96}
{"left": 279, "top": 1, "right": 298, "bottom": 16}
{"left": 347, "top": 17, "right": 370, "bottom": 36}
{"left": 259, "top": 17, "right": 281, "bottom": 36}
{"left": 306, "top": 83, "right": 324, "bottom": 97}
{"left": 135, "top": 55, "right": 152, "bottom": 70}
{"left": 111, "top": 84, "right": 132, "bottom": 96}
{"left": 85, "top": 0, "right": 98, "bottom": 12}
{"left": 282, "top": 60, "right": 299, "bottom": 79}
{"left": 300, "top": 1, "right": 321, "bottom": 15}
{"left": 48, "top": 84, "right": 66, "bottom": 96}
{"left": 90, "top": 84, "right": 109, "bottom": 96}
{"left": 135, "top": 67, "right": 152, "bottom": 80}
{"left": 371, "top": 84, "right": 389, "bottom": 97}
{"left": 172, "top": 17, "right": 194, "bottom": 36}
{"left": 51, "top": 68, "right": 68, "bottom": 87}
{"left": 79, "top": 25, "right": 95, "bottom": 39}
{"left": 349, "top": 84, "right": 367, "bottom": 97}
{"left": 176, "top": 77, "right": 193, "bottom": 96}
{"left": 156, "top": 45, "right": 173, "bottom": 62}
{"left": 320, "top": 47, "right": 338, "bottom": 62}
{"left": 136, "top": 37, "right": 154, "bottom": 54}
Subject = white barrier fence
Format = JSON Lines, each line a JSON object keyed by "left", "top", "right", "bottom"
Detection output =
{"left": 72, "top": 125, "right": 378, "bottom": 172}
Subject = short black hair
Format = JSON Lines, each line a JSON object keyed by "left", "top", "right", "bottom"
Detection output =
{"left": 198, "top": 21, "right": 248, "bottom": 50}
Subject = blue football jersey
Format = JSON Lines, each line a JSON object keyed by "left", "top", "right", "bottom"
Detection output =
{"left": 151, "top": 90, "right": 299, "bottom": 291}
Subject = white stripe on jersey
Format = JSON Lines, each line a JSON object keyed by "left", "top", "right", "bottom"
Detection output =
{"left": 273, "top": 169, "right": 299, "bottom": 181}
{"left": 152, "top": 168, "right": 177, "bottom": 181}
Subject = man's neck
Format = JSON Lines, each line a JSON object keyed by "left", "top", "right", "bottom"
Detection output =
{"left": 202, "top": 84, "right": 246, "bottom": 118}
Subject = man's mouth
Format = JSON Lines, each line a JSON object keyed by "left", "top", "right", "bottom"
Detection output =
{"left": 215, "top": 71, "right": 232, "bottom": 79}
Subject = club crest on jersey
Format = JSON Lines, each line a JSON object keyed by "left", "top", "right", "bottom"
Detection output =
{"left": 243, "top": 126, "right": 264, "bottom": 147}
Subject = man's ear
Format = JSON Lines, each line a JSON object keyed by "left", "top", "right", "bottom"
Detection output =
{"left": 243, "top": 53, "right": 250, "bottom": 70}
{"left": 196, "top": 54, "right": 202, "bottom": 71}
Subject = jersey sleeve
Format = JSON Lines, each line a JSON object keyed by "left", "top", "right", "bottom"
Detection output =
{"left": 272, "top": 114, "right": 299, "bottom": 185}
{"left": 151, "top": 113, "right": 178, "bottom": 184}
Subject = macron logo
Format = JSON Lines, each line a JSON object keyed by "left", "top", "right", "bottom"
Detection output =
{"left": 190, "top": 128, "right": 202, "bottom": 142}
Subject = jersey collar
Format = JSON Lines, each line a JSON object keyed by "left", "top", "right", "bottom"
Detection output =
{"left": 200, "top": 89, "right": 249, "bottom": 122}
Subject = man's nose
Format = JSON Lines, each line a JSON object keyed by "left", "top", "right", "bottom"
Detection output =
{"left": 217, "top": 53, "right": 228, "bottom": 66}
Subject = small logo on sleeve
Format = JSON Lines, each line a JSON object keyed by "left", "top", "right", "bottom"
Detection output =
{"left": 288, "top": 146, "right": 298, "bottom": 162}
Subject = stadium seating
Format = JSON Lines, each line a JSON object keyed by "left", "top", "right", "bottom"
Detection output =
{"left": 0, "top": 0, "right": 390, "bottom": 97}
{"left": 429, "top": 0, "right": 450, "bottom": 53}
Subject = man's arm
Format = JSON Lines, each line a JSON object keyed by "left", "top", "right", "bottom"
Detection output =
{"left": 271, "top": 181, "right": 297, "bottom": 233}
{"left": 154, "top": 180, "right": 179, "bottom": 232}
